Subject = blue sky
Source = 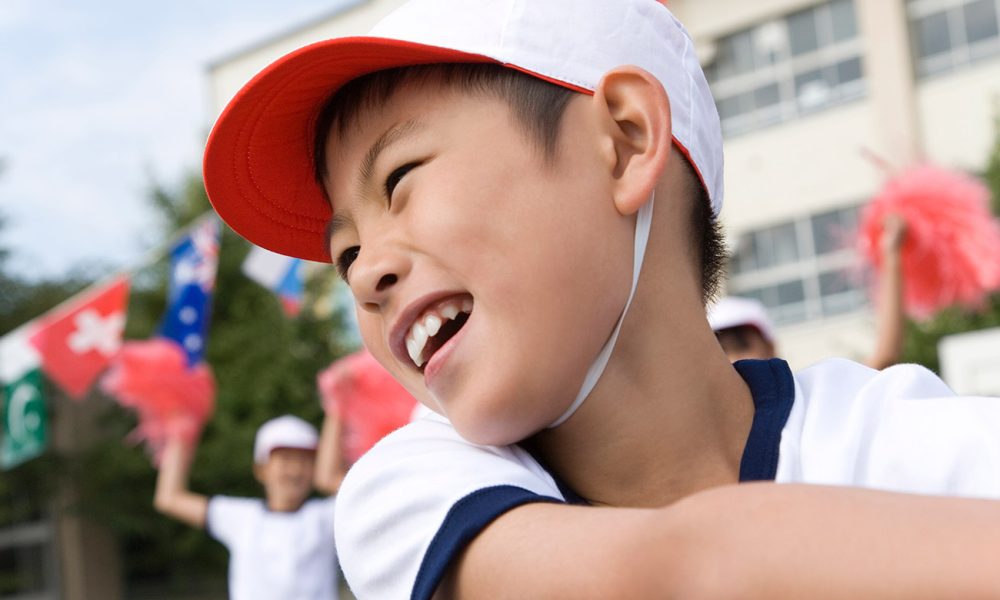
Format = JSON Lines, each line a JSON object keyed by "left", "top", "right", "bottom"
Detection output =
{"left": 0, "top": 0, "right": 350, "bottom": 278}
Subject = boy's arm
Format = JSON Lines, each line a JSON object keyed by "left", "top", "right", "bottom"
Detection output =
{"left": 313, "top": 409, "right": 347, "bottom": 495}
{"left": 153, "top": 434, "right": 209, "bottom": 528}
{"left": 443, "top": 483, "right": 1000, "bottom": 599}
{"left": 867, "top": 214, "right": 906, "bottom": 370}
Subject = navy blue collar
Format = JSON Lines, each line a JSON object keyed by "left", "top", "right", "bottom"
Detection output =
{"left": 733, "top": 358, "right": 796, "bottom": 482}
{"left": 524, "top": 358, "right": 796, "bottom": 502}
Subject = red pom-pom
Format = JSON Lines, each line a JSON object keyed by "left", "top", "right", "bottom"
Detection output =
{"left": 859, "top": 165, "right": 1000, "bottom": 319}
{"left": 101, "top": 338, "right": 216, "bottom": 461}
{"left": 317, "top": 349, "right": 416, "bottom": 464}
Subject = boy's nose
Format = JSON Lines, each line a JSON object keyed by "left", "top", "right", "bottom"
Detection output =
{"left": 351, "top": 246, "right": 410, "bottom": 312}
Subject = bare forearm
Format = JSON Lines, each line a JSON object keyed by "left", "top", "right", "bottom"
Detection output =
{"left": 314, "top": 411, "right": 347, "bottom": 495}
{"left": 868, "top": 215, "right": 906, "bottom": 370}
{"left": 669, "top": 483, "right": 1000, "bottom": 598}
{"left": 448, "top": 484, "right": 1000, "bottom": 599}
{"left": 868, "top": 251, "right": 904, "bottom": 370}
{"left": 154, "top": 436, "right": 208, "bottom": 528}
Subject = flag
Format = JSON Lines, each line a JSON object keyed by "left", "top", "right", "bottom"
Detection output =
{"left": 160, "top": 218, "right": 219, "bottom": 365}
{"left": 1, "top": 328, "right": 47, "bottom": 469}
{"left": 29, "top": 276, "right": 130, "bottom": 399}
{"left": 242, "top": 245, "right": 304, "bottom": 316}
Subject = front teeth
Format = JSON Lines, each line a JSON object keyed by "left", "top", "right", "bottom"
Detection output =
{"left": 405, "top": 299, "right": 470, "bottom": 368}
{"left": 424, "top": 315, "right": 442, "bottom": 337}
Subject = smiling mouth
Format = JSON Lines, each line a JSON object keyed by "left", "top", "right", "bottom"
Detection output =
{"left": 405, "top": 295, "right": 473, "bottom": 370}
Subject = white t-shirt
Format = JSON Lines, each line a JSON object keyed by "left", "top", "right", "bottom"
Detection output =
{"left": 335, "top": 358, "right": 1000, "bottom": 599}
{"left": 207, "top": 495, "right": 339, "bottom": 600}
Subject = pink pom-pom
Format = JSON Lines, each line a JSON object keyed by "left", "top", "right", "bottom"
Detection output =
{"left": 317, "top": 349, "right": 416, "bottom": 464}
{"left": 859, "top": 165, "right": 1000, "bottom": 319}
{"left": 101, "top": 338, "right": 216, "bottom": 462}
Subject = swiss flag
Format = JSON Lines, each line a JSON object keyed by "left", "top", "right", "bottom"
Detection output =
{"left": 30, "top": 276, "right": 130, "bottom": 399}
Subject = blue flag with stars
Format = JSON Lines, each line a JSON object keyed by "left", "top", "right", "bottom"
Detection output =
{"left": 160, "top": 218, "right": 219, "bottom": 365}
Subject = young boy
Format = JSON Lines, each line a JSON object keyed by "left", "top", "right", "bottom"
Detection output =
{"left": 154, "top": 415, "right": 344, "bottom": 599}
{"left": 707, "top": 296, "right": 780, "bottom": 362}
{"left": 711, "top": 215, "right": 908, "bottom": 367}
{"left": 202, "top": 0, "right": 1000, "bottom": 597}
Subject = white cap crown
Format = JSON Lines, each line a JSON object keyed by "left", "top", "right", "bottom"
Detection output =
{"left": 371, "top": 0, "right": 724, "bottom": 215}
{"left": 253, "top": 415, "right": 319, "bottom": 464}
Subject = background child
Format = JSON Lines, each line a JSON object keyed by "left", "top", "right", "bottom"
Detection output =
{"left": 201, "top": 0, "right": 1000, "bottom": 598}
{"left": 154, "top": 415, "right": 343, "bottom": 600}
{"left": 711, "top": 214, "right": 907, "bottom": 368}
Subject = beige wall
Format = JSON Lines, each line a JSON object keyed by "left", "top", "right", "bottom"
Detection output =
{"left": 208, "top": 0, "right": 407, "bottom": 116}
{"left": 919, "top": 61, "right": 1000, "bottom": 171}
{"left": 673, "top": 0, "right": 822, "bottom": 45}
{"left": 722, "top": 102, "right": 881, "bottom": 233}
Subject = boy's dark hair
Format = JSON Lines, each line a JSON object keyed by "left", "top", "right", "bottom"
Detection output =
{"left": 313, "top": 63, "right": 726, "bottom": 303}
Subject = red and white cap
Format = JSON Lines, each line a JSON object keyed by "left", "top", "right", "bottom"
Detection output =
{"left": 253, "top": 415, "right": 319, "bottom": 464}
{"left": 708, "top": 296, "right": 777, "bottom": 343}
{"left": 203, "top": 0, "right": 724, "bottom": 263}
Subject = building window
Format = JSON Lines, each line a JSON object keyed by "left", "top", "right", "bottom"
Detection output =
{"left": 705, "top": 0, "right": 867, "bottom": 137}
{"left": 728, "top": 205, "right": 868, "bottom": 325}
{"left": 908, "top": 0, "right": 1000, "bottom": 77}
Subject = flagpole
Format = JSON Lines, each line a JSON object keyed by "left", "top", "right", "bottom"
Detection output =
{"left": 2, "top": 212, "right": 219, "bottom": 334}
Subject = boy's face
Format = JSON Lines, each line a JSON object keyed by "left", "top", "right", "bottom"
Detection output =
{"left": 255, "top": 447, "right": 315, "bottom": 509}
{"left": 324, "top": 79, "right": 636, "bottom": 445}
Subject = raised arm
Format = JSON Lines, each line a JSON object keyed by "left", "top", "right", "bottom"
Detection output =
{"left": 443, "top": 484, "right": 1000, "bottom": 599}
{"left": 153, "top": 434, "right": 209, "bottom": 528}
{"left": 867, "top": 214, "right": 906, "bottom": 370}
{"left": 313, "top": 409, "right": 348, "bottom": 495}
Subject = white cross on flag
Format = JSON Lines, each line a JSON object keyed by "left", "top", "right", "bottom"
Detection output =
{"left": 29, "top": 276, "right": 130, "bottom": 399}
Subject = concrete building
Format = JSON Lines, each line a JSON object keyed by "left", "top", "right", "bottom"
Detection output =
{"left": 207, "top": 0, "right": 1000, "bottom": 370}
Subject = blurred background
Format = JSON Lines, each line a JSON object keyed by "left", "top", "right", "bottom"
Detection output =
{"left": 2, "top": 0, "right": 1000, "bottom": 598}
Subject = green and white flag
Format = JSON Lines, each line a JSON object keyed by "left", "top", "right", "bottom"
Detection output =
{"left": 1, "top": 326, "right": 47, "bottom": 469}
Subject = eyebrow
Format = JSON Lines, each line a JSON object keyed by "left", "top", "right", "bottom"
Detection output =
{"left": 358, "top": 118, "right": 423, "bottom": 189}
{"left": 327, "top": 118, "right": 424, "bottom": 244}
{"left": 326, "top": 212, "right": 355, "bottom": 244}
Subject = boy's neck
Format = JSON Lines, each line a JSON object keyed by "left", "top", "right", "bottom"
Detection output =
{"left": 527, "top": 320, "right": 753, "bottom": 507}
{"left": 266, "top": 496, "right": 308, "bottom": 512}
{"left": 526, "top": 183, "right": 756, "bottom": 508}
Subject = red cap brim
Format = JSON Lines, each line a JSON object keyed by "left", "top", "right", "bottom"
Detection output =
{"left": 203, "top": 38, "right": 497, "bottom": 263}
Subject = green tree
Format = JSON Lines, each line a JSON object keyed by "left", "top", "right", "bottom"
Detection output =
{"left": 900, "top": 118, "right": 1000, "bottom": 372}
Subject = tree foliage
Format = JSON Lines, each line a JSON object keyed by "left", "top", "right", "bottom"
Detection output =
{"left": 900, "top": 117, "right": 1000, "bottom": 372}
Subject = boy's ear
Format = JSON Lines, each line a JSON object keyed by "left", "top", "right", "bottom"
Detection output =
{"left": 592, "top": 66, "right": 672, "bottom": 216}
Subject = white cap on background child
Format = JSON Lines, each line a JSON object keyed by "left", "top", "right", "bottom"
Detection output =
{"left": 708, "top": 296, "right": 777, "bottom": 343}
{"left": 253, "top": 415, "right": 319, "bottom": 464}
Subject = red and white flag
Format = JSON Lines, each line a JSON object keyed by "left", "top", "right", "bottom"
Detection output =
{"left": 29, "top": 276, "right": 130, "bottom": 399}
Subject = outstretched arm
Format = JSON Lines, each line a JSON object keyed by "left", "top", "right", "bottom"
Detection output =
{"left": 314, "top": 409, "right": 348, "bottom": 495}
{"left": 153, "top": 434, "right": 209, "bottom": 528}
{"left": 867, "top": 214, "right": 906, "bottom": 370}
{"left": 442, "top": 484, "right": 1000, "bottom": 599}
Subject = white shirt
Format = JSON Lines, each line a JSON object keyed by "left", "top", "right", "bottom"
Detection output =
{"left": 207, "top": 495, "right": 339, "bottom": 600}
{"left": 335, "top": 358, "right": 1000, "bottom": 599}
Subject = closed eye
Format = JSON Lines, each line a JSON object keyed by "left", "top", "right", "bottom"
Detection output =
{"left": 336, "top": 246, "right": 360, "bottom": 281}
{"left": 385, "top": 161, "right": 421, "bottom": 203}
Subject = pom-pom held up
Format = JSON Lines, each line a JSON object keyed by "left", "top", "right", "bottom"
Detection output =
{"left": 859, "top": 165, "right": 1000, "bottom": 319}
{"left": 101, "top": 338, "right": 216, "bottom": 462}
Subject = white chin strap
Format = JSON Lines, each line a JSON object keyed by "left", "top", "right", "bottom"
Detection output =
{"left": 548, "top": 194, "right": 655, "bottom": 428}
